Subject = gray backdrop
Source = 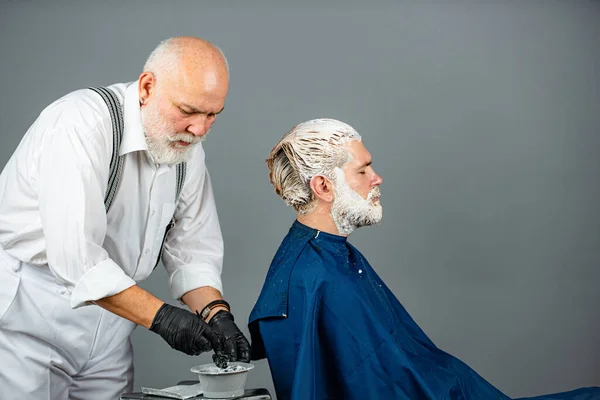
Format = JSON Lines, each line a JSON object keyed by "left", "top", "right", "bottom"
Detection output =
{"left": 1, "top": 0, "right": 598, "bottom": 398}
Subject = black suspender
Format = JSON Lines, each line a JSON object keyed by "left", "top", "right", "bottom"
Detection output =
{"left": 175, "top": 161, "right": 187, "bottom": 204}
{"left": 88, "top": 87, "right": 125, "bottom": 212}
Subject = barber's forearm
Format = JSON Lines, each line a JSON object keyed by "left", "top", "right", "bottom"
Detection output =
{"left": 95, "top": 285, "right": 164, "bottom": 329}
{"left": 181, "top": 286, "right": 227, "bottom": 322}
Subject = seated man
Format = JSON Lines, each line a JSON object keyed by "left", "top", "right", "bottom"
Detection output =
{"left": 248, "top": 118, "right": 599, "bottom": 400}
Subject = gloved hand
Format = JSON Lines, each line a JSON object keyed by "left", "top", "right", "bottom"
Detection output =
{"left": 149, "top": 303, "right": 223, "bottom": 356}
{"left": 209, "top": 310, "right": 251, "bottom": 363}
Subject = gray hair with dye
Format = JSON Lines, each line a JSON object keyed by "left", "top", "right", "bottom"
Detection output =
{"left": 266, "top": 118, "right": 362, "bottom": 214}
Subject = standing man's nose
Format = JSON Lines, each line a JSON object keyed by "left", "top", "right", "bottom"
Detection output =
{"left": 187, "top": 114, "right": 209, "bottom": 137}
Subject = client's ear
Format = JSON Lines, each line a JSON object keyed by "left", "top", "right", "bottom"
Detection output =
{"left": 310, "top": 175, "right": 334, "bottom": 203}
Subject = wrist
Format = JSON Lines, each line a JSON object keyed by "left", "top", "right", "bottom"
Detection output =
{"left": 206, "top": 306, "right": 229, "bottom": 322}
{"left": 95, "top": 285, "right": 164, "bottom": 329}
{"left": 199, "top": 299, "right": 230, "bottom": 322}
{"left": 149, "top": 302, "right": 175, "bottom": 334}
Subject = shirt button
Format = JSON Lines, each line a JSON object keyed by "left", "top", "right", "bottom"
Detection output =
{"left": 144, "top": 249, "right": 150, "bottom": 255}
{"left": 150, "top": 210, "right": 156, "bottom": 216}
{"left": 12, "top": 264, "right": 20, "bottom": 272}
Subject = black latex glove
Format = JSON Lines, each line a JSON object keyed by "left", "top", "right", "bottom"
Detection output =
{"left": 149, "top": 303, "right": 224, "bottom": 356}
{"left": 209, "top": 310, "right": 252, "bottom": 363}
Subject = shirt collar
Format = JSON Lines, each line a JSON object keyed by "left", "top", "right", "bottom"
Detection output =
{"left": 120, "top": 82, "right": 148, "bottom": 156}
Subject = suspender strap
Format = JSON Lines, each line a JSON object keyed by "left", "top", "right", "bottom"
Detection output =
{"left": 175, "top": 162, "right": 187, "bottom": 202}
{"left": 88, "top": 87, "right": 124, "bottom": 213}
{"left": 155, "top": 162, "right": 187, "bottom": 269}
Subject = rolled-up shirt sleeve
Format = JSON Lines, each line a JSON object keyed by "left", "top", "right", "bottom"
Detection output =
{"left": 161, "top": 146, "right": 224, "bottom": 300}
{"left": 37, "top": 103, "right": 135, "bottom": 309}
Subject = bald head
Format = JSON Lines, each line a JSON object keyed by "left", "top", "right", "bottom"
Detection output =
{"left": 143, "top": 37, "right": 229, "bottom": 82}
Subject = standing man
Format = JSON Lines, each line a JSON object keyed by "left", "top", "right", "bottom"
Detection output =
{"left": 0, "top": 36, "right": 250, "bottom": 399}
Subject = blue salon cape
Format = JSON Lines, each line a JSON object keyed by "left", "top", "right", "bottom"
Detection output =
{"left": 249, "top": 221, "right": 599, "bottom": 400}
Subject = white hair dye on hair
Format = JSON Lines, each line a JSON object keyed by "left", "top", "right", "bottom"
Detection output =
{"left": 266, "top": 118, "right": 362, "bottom": 214}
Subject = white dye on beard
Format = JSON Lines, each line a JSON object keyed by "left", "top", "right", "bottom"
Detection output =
{"left": 141, "top": 96, "right": 204, "bottom": 165}
{"left": 331, "top": 167, "right": 382, "bottom": 235}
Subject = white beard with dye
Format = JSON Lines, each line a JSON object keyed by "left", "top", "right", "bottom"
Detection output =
{"left": 141, "top": 99, "right": 206, "bottom": 165}
{"left": 331, "top": 168, "right": 382, "bottom": 235}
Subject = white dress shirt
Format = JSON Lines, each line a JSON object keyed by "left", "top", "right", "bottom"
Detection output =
{"left": 0, "top": 82, "right": 224, "bottom": 308}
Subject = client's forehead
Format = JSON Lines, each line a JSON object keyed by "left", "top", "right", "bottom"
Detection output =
{"left": 344, "top": 140, "right": 371, "bottom": 167}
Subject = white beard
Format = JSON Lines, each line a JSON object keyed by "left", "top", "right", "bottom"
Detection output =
{"left": 141, "top": 101, "right": 206, "bottom": 165}
{"left": 331, "top": 168, "right": 383, "bottom": 235}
